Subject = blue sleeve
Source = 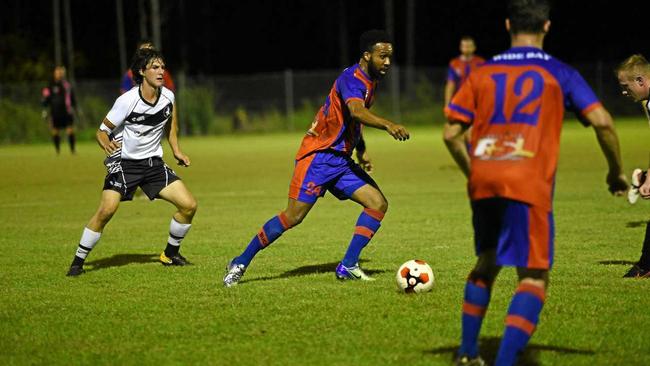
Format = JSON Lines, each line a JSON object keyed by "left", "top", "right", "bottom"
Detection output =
{"left": 564, "top": 69, "right": 600, "bottom": 113}
{"left": 563, "top": 69, "right": 600, "bottom": 126}
{"left": 120, "top": 72, "right": 134, "bottom": 93}
{"left": 337, "top": 73, "right": 367, "bottom": 102}
{"left": 447, "top": 67, "right": 460, "bottom": 83}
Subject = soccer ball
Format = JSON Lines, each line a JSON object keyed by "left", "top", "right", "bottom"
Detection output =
{"left": 396, "top": 259, "right": 435, "bottom": 293}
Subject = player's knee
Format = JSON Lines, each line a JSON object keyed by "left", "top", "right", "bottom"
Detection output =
{"left": 468, "top": 270, "right": 495, "bottom": 287}
{"left": 284, "top": 211, "right": 306, "bottom": 227}
{"left": 517, "top": 268, "right": 548, "bottom": 287}
{"left": 183, "top": 198, "right": 198, "bottom": 217}
{"left": 366, "top": 196, "right": 388, "bottom": 213}
{"left": 379, "top": 198, "right": 388, "bottom": 213}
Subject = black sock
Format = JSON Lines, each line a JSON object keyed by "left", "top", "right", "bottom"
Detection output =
{"left": 638, "top": 222, "right": 650, "bottom": 269}
{"left": 53, "top": 135, "right": 61, "bottom": 153}
{"left": 71, "top": 255, "right": 85, "bottom": 267}
{"left": 164, "top": 243, "right": 180, "bottom": 257}
{"left": 68, "top": 133, "right": 76, "bottom": 153}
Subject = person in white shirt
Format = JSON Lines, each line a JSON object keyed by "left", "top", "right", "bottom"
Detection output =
{"left": 66, "top": 48, "right": 197, "bottom": 276}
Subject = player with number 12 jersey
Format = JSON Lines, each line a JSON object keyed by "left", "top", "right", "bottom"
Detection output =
{"left": 446, "top": 47, "right": 602, "bottom": 211}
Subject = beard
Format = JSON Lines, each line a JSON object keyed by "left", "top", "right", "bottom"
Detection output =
{"left": 367, "top": 62, "right": 386, "bottom": 80}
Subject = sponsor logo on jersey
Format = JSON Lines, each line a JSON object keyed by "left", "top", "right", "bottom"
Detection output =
{"left": 474, "top": 134, "right": 535, "bottom": 160}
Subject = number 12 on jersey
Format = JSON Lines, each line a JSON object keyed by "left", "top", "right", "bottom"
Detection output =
{"left": 489, "top": 70, "right": 544, "bottom": 126}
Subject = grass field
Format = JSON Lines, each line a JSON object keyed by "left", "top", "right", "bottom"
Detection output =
{"left": 1, "top": 121, "right": 649, "bottom": 365}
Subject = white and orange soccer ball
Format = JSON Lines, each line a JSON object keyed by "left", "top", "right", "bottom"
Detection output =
{"left": 396, "top": 259, "right": 435, "bottom": 293}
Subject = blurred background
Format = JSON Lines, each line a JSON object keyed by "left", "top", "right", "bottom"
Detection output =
{"left": 2, "top": 0, "right": 649, "bottom": 144}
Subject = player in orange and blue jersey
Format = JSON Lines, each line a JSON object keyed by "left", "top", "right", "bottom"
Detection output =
{"left": 223, "top": 30, "right": 409, "bottom": 287}
{"left": 444, "top": 37, "right": 485, "bottom": 153}
{"left": 444, "top": 36, "right": 486, "bottom": 108}
{"left": 443, "top": 1, "right": 628, "bottom": 365}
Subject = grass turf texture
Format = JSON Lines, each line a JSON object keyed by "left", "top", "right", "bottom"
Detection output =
{"left": 1, "top": 121, "right": 649, "bottom": 365}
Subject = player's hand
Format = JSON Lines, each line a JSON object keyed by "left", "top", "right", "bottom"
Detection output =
{"left": 174, "top": 151, "right": 191, "bottom": 167}
{"left": 386, "top": 123, "right": 410, "bottom": 141}
{"left": 607, "top": 171, "right": 628, "bottom": 196}
{"left": 103, "top": 140, "right": 121, "bottom": 156}
{"left": 640, "top": 179, "right": 650, "bottom": 199}
{"left": 356, "top": 150, "right": 373, "bottom": 173}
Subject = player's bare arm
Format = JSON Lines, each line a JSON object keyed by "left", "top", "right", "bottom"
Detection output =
{"left": 444, "top": 80, "right": 456, "bottom": 107}
{"left": 443, "top": 120, "right": 471, "bottom": 178}
{"left": 355, "top": 135, "right": 373, "bottom": 173}
{"left": 165, "top": 104, "right": 190, "bottom": 167}
{"left": 97, "top": 118, "right": 121, "bottom": 156}
{"left": 347, "top": 99, "right": 409, "bottom": 141}
{"left": 584, "top": 106, "right": 628, "bottom": 195}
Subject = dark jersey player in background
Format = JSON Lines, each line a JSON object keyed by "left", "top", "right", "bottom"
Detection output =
{"left": 443, "top": 0, "right": 627, "bottom": 364}
{"left": 42, "top": 65, "right": 77, "bottom": 154}
{"left": 223, "top": 30, "right": 409, "bottom": 287}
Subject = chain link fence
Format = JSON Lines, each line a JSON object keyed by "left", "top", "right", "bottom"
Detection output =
{"left": 0, "top": 62, "right": 641, "bottom": 142}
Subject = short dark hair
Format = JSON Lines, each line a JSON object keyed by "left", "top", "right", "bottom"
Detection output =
{"left": 460, "top": 35, "right": 475, "bottom": 43}
{"left": 130, "top": 48, "right": 165, "bottom": 84}
{"left": 359, "top": 29, "right": 392, "bottom": 55}
{"left": 507, "top": 0, "right": 550, "bottom": 34}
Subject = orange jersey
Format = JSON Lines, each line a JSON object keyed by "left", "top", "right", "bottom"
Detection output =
{"left": 295, "top": 64, "right": 376, "bottom": 160}
{"left": 445, "top": 47, "right": 601, "bottom": 210}
{"left": 447, "top": 55, "right": 485, "bottom": 91}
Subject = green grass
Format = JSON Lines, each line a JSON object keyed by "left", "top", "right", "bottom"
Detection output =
{"left": 1, "top": 120, "right": 649, "bottom": 365}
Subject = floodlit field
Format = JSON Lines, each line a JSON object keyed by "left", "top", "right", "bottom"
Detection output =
{"left": 1, "top": 122, "right": 649, "bottom": 365}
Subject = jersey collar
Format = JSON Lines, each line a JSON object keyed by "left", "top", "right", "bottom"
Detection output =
{"left": 355, "top": 64, "right": 373, "bottom": 83}
{"left": 138, "top": 85, "right": 161, "bottom": 107}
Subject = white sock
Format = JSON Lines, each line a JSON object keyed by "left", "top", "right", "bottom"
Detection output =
{"left": 168, "top": 218, "right": 192, "bottom": 247}
{"left": 76, "top": 227, "right": 101, "bottom": 259}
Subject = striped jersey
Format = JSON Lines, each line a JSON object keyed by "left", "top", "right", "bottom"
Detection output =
{"left": 295, "top": 64, "right": 376, "bottom": 160}
{"left": 445, "top": 47, "right": 601, "bottom": 210}
{"left": 103, "top": 86, "right": 174, "bottom": 166}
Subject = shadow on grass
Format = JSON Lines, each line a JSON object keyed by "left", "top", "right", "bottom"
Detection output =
{"left": 85, "top": 253, "right": 159, "bottom": 272}
{"left": 626, "top": 220, "right": 648, "bottom": 228}
{"left": 241, "top": 259, "right": 387, "bottom": 284}
{"left": 598, "top": 260, "right": 636, "bottom": 266}
{"left": 424, "top": 336, "right": 594, "bottom": 365}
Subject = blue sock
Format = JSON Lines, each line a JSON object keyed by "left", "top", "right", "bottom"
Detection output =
{"left": 341, "top": 208, "right": 384, "bottom": 267}
{"left": 495, "top": 283, "right": 546, "bottom": 366}
{"left": 459, "top": 276, "right": 491, "bottom": 358}
{"left": 234, "top": 213, "right": 292, "bottom": 267}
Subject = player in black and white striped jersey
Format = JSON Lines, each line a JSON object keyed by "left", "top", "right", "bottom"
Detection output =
{"left": 66, "top": 48, "right": 198, "bottom": 276}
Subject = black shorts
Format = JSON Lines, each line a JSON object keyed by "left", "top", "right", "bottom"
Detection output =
{"left": 52, "top": 114, "right": 73, "bottom": 129}
{"left": 103, "top": 157, "right": 180, "bottom": 201}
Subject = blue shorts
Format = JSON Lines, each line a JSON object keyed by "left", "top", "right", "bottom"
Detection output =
{"left": 472, "top": 197, "right": 555, "bottom": 269}
{"left": 289, "top": 151, "right": 377, "bottom": 204}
